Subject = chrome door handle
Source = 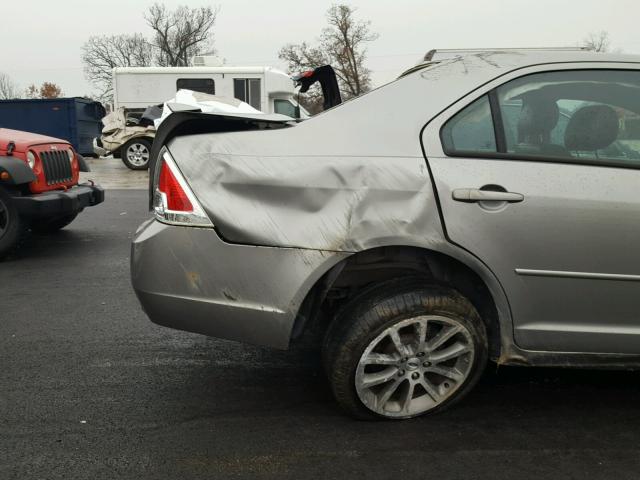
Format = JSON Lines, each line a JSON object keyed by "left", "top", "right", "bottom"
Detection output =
{"left": 452, "top": 188, "right": 524, "bottom": 203}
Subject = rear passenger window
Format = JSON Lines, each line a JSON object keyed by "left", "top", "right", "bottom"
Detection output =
{"left": 496, "top": 70, "right": 640, "bottom": 166}
{"left": 441, "top": 95, "right": 496, "bottom": 154}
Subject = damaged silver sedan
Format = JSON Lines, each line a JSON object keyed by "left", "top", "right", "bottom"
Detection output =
{"left": 131, "top": 50, "right": 640, "bottom": 419}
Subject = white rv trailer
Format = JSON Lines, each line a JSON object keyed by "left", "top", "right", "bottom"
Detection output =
{"left": 112, "top": 65, "right": 300, "bottom": 117}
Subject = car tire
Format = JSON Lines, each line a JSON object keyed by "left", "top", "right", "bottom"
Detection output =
{"left": 121, "top": 138, "right": 152, "bottom": 170}
{"left": 31, "top": 213, "right": 79, "bottom": 234}
{"left": 0, "top": 188, "right": 26, "bottom": 260}
{"left": 323, "top": 278, "right": 488, "bottom": 420}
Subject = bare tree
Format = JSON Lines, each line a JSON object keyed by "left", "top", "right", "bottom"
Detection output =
{"left": 320, "top": 5, "right": 378, "bottom": 98}
{"left": 145, "top": 3, "right": 219, "bottom": 67}
{"left": 80, "top": 4, "right": 219, "bottom": 100}
{"left": 279, "top": 4, "right": 378, "bottom": 112}
{"left": 24, "top": 84, "right": 39, "bottom": 99}
{"left": 278, "top": 42, "right": 327, "bottom": 112}
{"left": 582, "top": 31, "right": 611, "bottom": 52}
{"left": 0, "top": 72, "right": 19, "bottom": 100}
{"left": 82, "top": 34, "right": 155, "bottom": 101}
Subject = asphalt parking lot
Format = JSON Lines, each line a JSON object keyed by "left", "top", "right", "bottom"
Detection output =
{"left": 2, "top": 159, "right": 640, "bottom": 479}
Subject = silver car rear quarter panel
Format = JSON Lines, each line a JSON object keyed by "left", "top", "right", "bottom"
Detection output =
{"left": 168, "top": 147, "right": 439, "bottom": 252}
{"left": 131, "top": 219, "right": 349, "bottom": 348}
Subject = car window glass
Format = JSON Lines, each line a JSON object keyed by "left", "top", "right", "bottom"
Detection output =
{"left": 497, "top": 70, "right": 640, "bottom": 166}
{"left": 234, "top": 78, "right": 262, "bottom": 110}
{"left": 176, "top": 78, "right": 215, "bottom": 95}
{"left": 441, "top": 95, "right": 496, "bottom": 153}
{"left": 274, "top": 99, "right": 297, "bottom": 118}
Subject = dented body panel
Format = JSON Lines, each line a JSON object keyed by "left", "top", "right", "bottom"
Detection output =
{"left": 170, "top": 144, "right": 440, "bottom": 252}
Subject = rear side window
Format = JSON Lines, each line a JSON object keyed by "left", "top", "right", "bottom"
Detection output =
{"left": 497, "top": 70, "right": 640, "bottom": 166}
{"left": 441, "top": 69, "right": 640, "bottom": 168}
{"left": 441, "top": 95, "right": 496, "bottom": 154}
{"left": 176, "top": 78, "right": 215, "bottom": 95}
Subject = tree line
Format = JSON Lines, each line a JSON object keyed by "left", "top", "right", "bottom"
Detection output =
{"left": 77, "top": 2, "right": 379, "bottom": 110}
{"left": 0, "top": 78, "right": 64, "bottom": 100}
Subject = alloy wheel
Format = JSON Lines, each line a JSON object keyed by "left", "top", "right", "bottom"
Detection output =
{"left": 355, "top": 315, "right": 475, "bottom": 418}
{"left": 126, "top": 142, "right": 150, "bottom": 167}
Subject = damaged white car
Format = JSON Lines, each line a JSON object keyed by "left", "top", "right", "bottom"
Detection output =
{"left": 93, "top": 90, "right": 262, "bottom": 170}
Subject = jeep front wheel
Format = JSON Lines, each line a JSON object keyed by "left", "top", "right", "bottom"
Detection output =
{"left": 0, "top": 188, "right": 25, "bottom": 260}
{"left": 323, "top": 280, "right": 488, "bottom": 420}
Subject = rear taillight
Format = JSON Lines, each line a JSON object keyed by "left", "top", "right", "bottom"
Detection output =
{"left": 158, "top": 159, "right": 193, "bottom": 211}
{"left": 152, "top": 147, "right": 213, "bottom": 227}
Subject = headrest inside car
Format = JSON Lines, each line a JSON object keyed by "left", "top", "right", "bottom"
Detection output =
{"left": 517, "top": 97, "right": 559, "bottom": 144}
{"left": 564, "top": 105, "right": 619, "bottom": 152}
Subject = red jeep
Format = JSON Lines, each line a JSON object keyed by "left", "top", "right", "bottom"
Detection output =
{"left": 0, "top": 128, "right": 104, "bottom": 258}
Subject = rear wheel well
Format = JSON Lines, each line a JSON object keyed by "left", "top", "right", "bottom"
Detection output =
{"left": 293, "top": 246, "right": 501, "bottom": 359}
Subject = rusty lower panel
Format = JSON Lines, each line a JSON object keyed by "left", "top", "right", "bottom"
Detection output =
{"left": 496, "top": 347, "right": 640, "bottom": 369}
{"left": 131, "top": 219, "right": 349, "bottom": 349}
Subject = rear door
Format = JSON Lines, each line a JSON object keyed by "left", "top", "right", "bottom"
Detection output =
{"left": 422, "top": 65, "right": 640, "bottom": 354}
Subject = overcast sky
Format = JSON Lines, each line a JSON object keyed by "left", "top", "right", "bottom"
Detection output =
{"left": 2, "top": 0, "right": 640, "bottom": 97}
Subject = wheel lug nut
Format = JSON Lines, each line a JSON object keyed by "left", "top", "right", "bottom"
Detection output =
{"left": 417, "top": 352, "right": 425, "bottom": 357}
{"left": 398, "top": 370, "right": 405, "bottom": 377}
{"left": 444, "top": 382, "right": 450, "bottom": 389}
{"left": 411, "top": 372, "right": 420, "bottom": 380}
{"left": 423, "top": 361, "right": 431, "bottom": 367}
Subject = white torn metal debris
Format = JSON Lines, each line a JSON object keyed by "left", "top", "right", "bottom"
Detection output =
{"left": 96, "top": 90, "right": 264, "bottom": 160}
{"left": 155, "top": 90, "right": 261, "bottom": 128}
{"left": 99, "top": 107, "right": 156, "bottom": 155}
